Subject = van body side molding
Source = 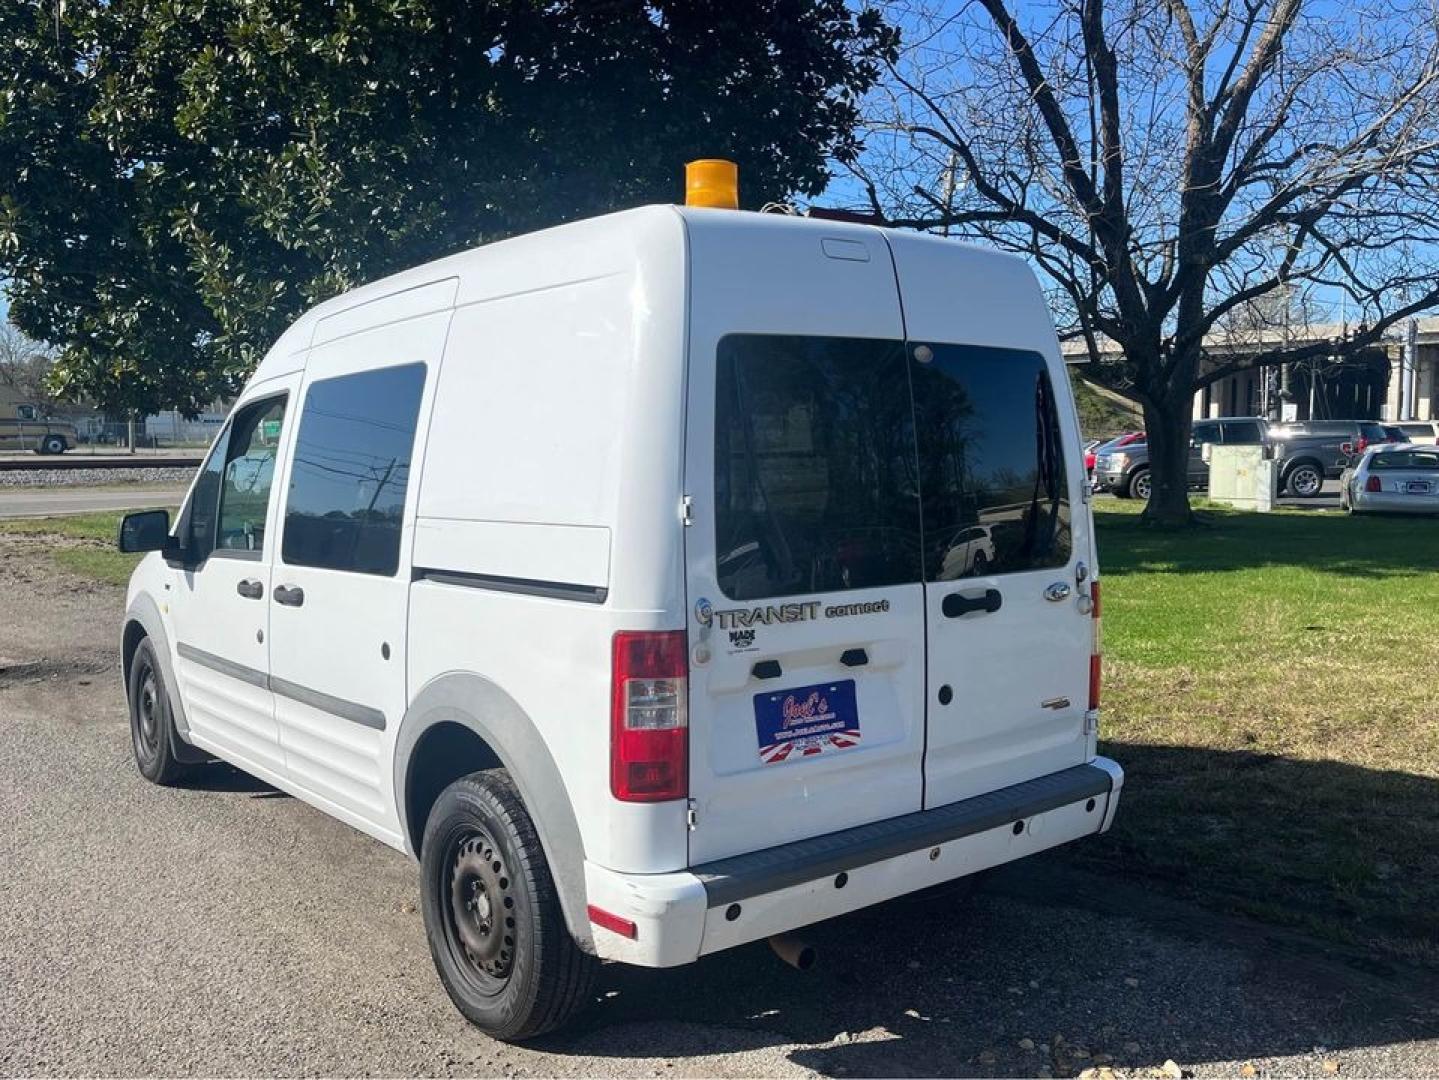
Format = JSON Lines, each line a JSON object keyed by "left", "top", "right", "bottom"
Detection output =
{"left": 692, "top": 763, "right": 1113, "bottom": 908}
{"left": 176, "top": 643, "right": 386, "bottom": 730}
{"left": 415, "top": 567, "right": 608, "bottom": 605}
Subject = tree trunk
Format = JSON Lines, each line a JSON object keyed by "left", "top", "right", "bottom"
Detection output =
{"left": 1140, "top": 395, "right": 1194, "bottom": 526}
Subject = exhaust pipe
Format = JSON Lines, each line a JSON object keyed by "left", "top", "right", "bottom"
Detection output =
{"left": 769, "top": 933, "right": 817, "bottom": 971}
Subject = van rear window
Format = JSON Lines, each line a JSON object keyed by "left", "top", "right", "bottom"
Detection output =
{"left": 713, "top": 335, "right": 922, "bottom": 601}
{"left": 910, "top": 344, "right": 1071, "bottom": 580}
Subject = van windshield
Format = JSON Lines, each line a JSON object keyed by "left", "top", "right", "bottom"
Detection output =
{"left": 713, "top": 335, "right": 1072, "bottom": 602}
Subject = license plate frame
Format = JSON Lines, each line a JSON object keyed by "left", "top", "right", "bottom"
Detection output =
{"left": 1406, "top": 480, "right": 1432, "bottom": 494}
{"left": 754, "top": 679, "right": 861, "bottom": 765}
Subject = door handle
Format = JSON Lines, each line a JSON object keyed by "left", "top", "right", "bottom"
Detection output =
{"left": 236, "top": 579, "right": 263, "bottom": 600}
{"left": 942, "top": 588, "right": 1002, "bottom": 618}
{"left": 273, "top": 584, "right": 305, "bottom": 607}
{"left": 1044, "top": 582, "right": 1072, "bottom": 602}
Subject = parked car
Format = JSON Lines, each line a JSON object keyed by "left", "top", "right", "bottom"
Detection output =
{"left": 1265, "top": 419, "right": 1390, "bottom": 496}
{"left": 0, "top": 403, "right": 78, "bottom": 454}
{"left": 1340, "top": 444, "right": 1439, "bottom": 514}
{"left": 116, "top": 198, "right": 1121, "bottom": 1040}
{"left": 1092, "top": 417, "right": 1266, "bottom": 500}
{"left": 1395, "top": 420, "right": 1439, "bottom": 445}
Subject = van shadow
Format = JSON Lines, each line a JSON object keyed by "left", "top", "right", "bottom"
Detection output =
{"left": 541, "top": 746, "right": 1439, "bottom": 1076}
{"left": 182, "top": 760, "right": 292, "bottom": 799}
{"left": 1097, "top": 505, "right": 1439, "bottom": 578}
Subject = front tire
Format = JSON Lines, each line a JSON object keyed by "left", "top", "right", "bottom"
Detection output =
{"left": 127, "top": 638, "right": 193, "bottom": 785}
{"left": 1125, "top": 467, "right": 1151, "bottom": 501}
{"left": 421, "top": 771, "right": 596, "bottom": 1041}
{"left": 41, "top": 434, "right": 66, "bottom": 455}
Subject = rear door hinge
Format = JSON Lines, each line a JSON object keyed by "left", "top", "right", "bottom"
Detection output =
{"left": 681, "top": 495, "right": 695, "bottom": 527}
{"left": 686, "top": 799, "right": 699, "bottom": 830}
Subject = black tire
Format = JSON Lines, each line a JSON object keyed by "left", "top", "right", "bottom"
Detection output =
{"left": 1285, "top": 461, "right": 1325, "bottom": 498}
{"left": 1125, "top": 467, "right": 1151, "bottom": 500}
{"left": 41, "top": 434, "right": 66, "bottom": 455}
{"left": 421, "top": 770, "right": 596, "bottom": 1041}
{"left": 127, "top": 638, "right": 194, "bottom": 786}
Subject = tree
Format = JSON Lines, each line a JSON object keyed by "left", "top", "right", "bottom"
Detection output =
{"left": 0, "top": 0, "right": 897, "bottom": 416}
{"left": 0, "top": 321, "right": 58, "bottom": 411}
{"left": 848, "top": 0, "right": 1439, "bottom": 524}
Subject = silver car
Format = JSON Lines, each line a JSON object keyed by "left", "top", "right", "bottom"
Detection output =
{"left": 1340, "top": 444, "right": 1439, "bottom": 515}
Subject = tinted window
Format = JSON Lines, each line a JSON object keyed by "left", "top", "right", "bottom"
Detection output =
{"left": 1359, "top": 421, "right": 1387, "bottom": 442}
{"left": 282, "top": 363, "right": 426, "bottom": 576}
{"left": 1192, "top": 422, "right": 1220, "bottom": 445}
{"left": 1370, "top": 451, "right": 1439, "bottom": 471}
{"left": 911, "top": 344, "right": 1070, "bottom": 580}
{"left": 215, "top": 396, "right": 286, "bottom": 556}
{"left": 713, "top": 335, "right": 921, "bottom": 601}
{"left": 1222, "top": 420, "right": 1264, "bottom": 444}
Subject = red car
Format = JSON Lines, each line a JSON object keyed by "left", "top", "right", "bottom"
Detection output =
{"left": 1087, "top": 430, "right": 1144, "bottom": 474}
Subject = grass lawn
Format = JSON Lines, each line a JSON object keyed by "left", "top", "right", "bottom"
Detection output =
{"left": 1088, "top": 500, "right": 1439, "bottom": 964}
{"left": 3, "top": 502, "right": 1436, "bottom": 963}
{"left": 0, "top": 510, "right": 149, "bottom": 586}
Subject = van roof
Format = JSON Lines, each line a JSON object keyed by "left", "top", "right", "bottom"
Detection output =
{"left": 250, "top": 205, "right": 1032, "bottom": 386}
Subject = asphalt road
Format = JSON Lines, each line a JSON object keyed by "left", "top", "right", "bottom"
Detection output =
{"left": 0, "top": 485, "right": 186, "bottom": 519}
{"left": 2, "top": 533, "right": 1436, "bottom": 1078}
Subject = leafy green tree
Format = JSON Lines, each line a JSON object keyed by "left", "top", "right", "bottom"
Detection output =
{"left": 0, "top": 0, "right": 896, "bottom": 414}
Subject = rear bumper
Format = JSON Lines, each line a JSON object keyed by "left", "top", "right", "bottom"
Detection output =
{"left": 1352, "top": 491, "right": 1439, "bottom": 514}
{"left": 583, "top": 757, "right": 1124, "bottom": 967}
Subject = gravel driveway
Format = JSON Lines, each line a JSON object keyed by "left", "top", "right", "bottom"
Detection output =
{"left": 2, "top": 534, "right": 1436, "bottom": 1078}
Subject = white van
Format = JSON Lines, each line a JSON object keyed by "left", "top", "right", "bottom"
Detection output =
{"left": 118, "top": 201, "right": 1123, "bottom": 1040}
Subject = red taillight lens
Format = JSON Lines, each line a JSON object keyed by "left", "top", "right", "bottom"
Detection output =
{"left": 1357, "top": 437, "right": 1369, "bottom": 452}
{"left": 1365, "top": 475, "right": 1382, "bottom": 492}
{"left": 1088, "top": 581, "right": 1102, "bottom": 712}
{"left": 610, "top": 630, "right": 688, "bottom": 802}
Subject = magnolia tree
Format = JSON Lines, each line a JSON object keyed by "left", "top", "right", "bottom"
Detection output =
{"left": 847, "top": 0, "right": 1439, "bottom": 524}
{"left": 0, "top": 0, "right": 896, "bottom": 416}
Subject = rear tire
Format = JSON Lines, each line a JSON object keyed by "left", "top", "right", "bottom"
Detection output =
{"left": 1125, "top": 467, "right": 1151, "bottom": 501}
{"left": 127, "top": 638, "right": 193, "bottom": 786}
{"left": 1285, "top": 462, "right": 1325, "bottom": 498}
{"left": 41, "top": 434, "right": 66, "bottom": 455}
{"left": 420, "top": 770, "right": 596, "bottom": 1041}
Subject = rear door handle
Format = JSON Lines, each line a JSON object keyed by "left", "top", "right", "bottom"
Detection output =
{"left": 273, "top": 584, "right": 305, "bottom": 607}
{"left": 236, "top": 579, "right": 263, "bottom": 600}
{"left": 942, "top": 589, "right": 1002, "bottom": 618}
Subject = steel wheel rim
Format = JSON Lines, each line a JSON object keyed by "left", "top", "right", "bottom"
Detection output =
{"left": 1134, "top": 473, "right": 1151, "bottom": 500}
{"left": 133, "top": 666, "right": 161, "bottom": 760}
{"left": 441, "top": 825, "right": 517, "bottom": 994}
{"left": 1292, "top": 468, "right": 1321, "bottom": 496}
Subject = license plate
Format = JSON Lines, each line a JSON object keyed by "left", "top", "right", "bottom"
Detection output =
{"left": 1407, "top": 480, "right": 1431, "bottom": 494}
{"left": 754, "top": 679, "right": 860, "bottom": 765}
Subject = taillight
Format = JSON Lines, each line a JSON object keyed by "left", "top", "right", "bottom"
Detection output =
{"left": 1365, "top": 475, "right": 1382, "bottom": 492}
{"left": 1357, "top": 437, "right": 1369, "bottom": 452}
{"left": 610, "top": 630, "right": 688, "bottom": 802}
{"left": 1088, "top": 581, "right": 1102, "bottom": 712}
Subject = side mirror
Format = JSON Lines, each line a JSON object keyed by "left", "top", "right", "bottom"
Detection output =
{"left": 117, "top": 509, "right": 172, "bottom": 554}
{"left": 1340, "top": 442, "right": 1354, "bottom": 455}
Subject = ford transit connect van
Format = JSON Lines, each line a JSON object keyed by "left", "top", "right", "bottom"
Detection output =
{"left": 118, "top": 203, "right": 1123, "bottom": 1040}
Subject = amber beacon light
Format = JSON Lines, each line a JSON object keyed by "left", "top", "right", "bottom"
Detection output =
{"left": 685, "top": 159, "right": 739, "bottom": 209}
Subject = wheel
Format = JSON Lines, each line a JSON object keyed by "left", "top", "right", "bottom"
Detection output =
{"left": 971, "top": 550, "right": 989, "bottom": 576}
{"left": 41, "top": 434, "right": 66, "bottom": 455}
{"left": 1285, "top": 462, "right": 1324, "bottom": 498}
{"left": 421, "top": 771, "right": 596, "bottom": 1041}
{"left": 127, "top": 638, "right": 194, "bottom": 785}
{"left": 1125, "top": 467, "right": 1151, "bottom": 500}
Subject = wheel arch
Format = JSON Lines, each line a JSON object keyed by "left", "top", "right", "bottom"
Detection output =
{"left": 1283, "top": 456, "right": 1326, "bottom": 489}
{"left": 395, "top": 671, "right": 594, "bottom": 952}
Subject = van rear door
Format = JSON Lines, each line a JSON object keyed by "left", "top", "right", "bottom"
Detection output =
{"left": 885, "top": 234, "right": 1095, "bottom": 809}
{"left": 682, "top": 216, "right": 926, "bottom": 865}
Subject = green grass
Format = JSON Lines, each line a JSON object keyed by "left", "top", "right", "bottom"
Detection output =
{"left": 1087, "top": 501, "right": 1439, "bottom": 963}
{"left": 0, "top": 510, "right": 149, "bottom": 585}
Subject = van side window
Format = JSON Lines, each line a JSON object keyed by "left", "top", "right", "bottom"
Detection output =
{"left": 713, "top": 334, "right": 922, "bottom": 602}
{"left": 910, "top": 344, "right": 1071, "bottom": 580}
{"left": 282, "top": 363, "right": 426, "bottom": 576}
{"left": 214, "top": 396, "right": 287, "bottom": 556}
